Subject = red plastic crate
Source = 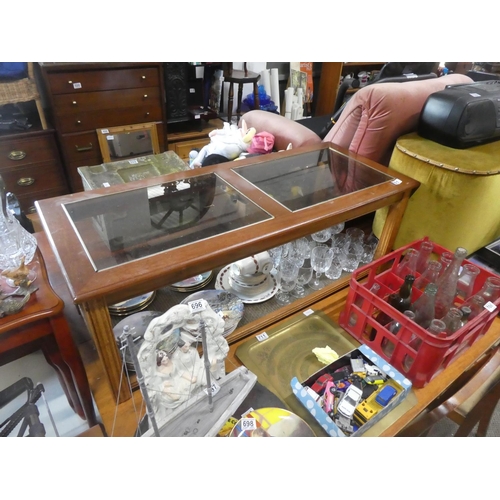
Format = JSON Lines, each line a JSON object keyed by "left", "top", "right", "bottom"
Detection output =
{"left": 338, "top": 237, "right": 500, "bottom": 388}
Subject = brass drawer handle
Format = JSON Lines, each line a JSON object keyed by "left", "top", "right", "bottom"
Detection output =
{"left": 143, "top": 94, "right": 148, "bottom": 99}
{"left": 145, "top": 112, "right": 150, "bottom": 117}
{"left": 17, "top": 177, "right": 35, "bottom": 187}
{"left": 27, "top": 206, "right": 37, "bottom": 214}
{"left": 141, "top": 75, "right": 146, "bottom": 80}
{"left": 72, "top": 101, "right": 77, "bottom": 105}
{"left": 76, "top": 120, "right": 82, "bottom": 124}
{"left": 8, "top": 150, "right": 27, "bottom": 161}
{"left": 75, "top": 142, "right": 93, "bottom": 152}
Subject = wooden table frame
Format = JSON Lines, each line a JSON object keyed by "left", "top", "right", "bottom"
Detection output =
{"left": 0, "top": 242, "right": 97, "bottom": 429}
{"left": 35, "top": 143, "right": 419, "bottom": 408}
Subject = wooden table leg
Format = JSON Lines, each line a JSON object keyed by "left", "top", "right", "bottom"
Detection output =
{"left": 375, "top": 193, "right": 411, "bottom": 258}
{"left": 49, "top": 314, "right": 98, "bottom": 427}
{"left": 41, "top": 335, "right": 85, "bottom": 419}
{"left": 79, "top": 297, "right": 131, "bottom": 404}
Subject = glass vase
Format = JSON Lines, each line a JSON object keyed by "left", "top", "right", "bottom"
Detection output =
{"left": 0, "top": 174, "right": 37, "bottom": 271}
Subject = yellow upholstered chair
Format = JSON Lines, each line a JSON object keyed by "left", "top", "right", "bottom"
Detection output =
{"left": 372, "top": 132, "right": 500, "bottom": 254}
{"left": 0, "top": 62, "right": 47, "bottom": 129}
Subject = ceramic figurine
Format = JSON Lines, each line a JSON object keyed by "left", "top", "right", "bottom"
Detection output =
{"left": 1, "top": 257, "right": 33, "bottom": 287}
{"left": 0, "top": 292, "right": 31, "bottom": 317}
{"left": 137, "top": 302, "right": 228, "bottom": 419}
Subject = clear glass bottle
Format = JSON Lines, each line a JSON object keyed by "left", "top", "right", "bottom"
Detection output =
{"left": 441, "top": 307, "right": 463, "bottom": 335}
{"left": 434, "top": 247, "right": 468, "bottom": 319}
{"left": 416, "top": 240, "right": 434, "bottom": 274}
{"left": 405, "top": 319, "right": 446, "bottom": 371}
{"left": 462, "top": 294, "right": 486, "bottom": 320}
{"left": 381, "top": 310, "right": 415, "bottom": 357}
{"left": 351, "top": 282, "right": 381, "bottom": 329}
{"left": 414, "top": 260, "right": 442, "bottom": 292}
{"left": 439, "top": 251, "right": 454, "bottom": 277}
{"left": 476, "top": 276, "right": 500, "bottom": 304}
{"left": 395, "top": 248, "right": 420, "bottom": 278}
{"left": 412, "top": 282, "right": 438, "bottom": 329}
{"left": 459, "top": 305, "right": 472, "bottom": 328}
{"left": 455, "top": 263, "right": 480, "bottom": 301}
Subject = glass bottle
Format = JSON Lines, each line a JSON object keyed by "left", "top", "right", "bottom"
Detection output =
{"left": 411, "top": 282, "right": 438, "bottom": 329}
{"left": 441, "top": 307, "right": 463, "bottom": 335}
{"left": 459, "top": 306, "right": 472, "bottom": 328}
{"left": 0, "top": 174, "right": 37, "bottom": 270}
{"left": 416, "top": 240, "right": 434, "bottom": 274}
{"left": 439, "top": 252, "right": 454, "bottom": 277}
{"left": 395, "top": 248, "right": 420, "bottom": 278}
{"left": 414, "top": 260, "right": 442, "bottom": 292}
{"left": 351, "top": 282, "right": 381, "bottom": 329}
{"left": 434, "top": 247, "right": 468, "bottom": 319}
{"left": 405, "top": 319, "right": 446, "bottom": 371}
{"left": 455, "top": 263, "right": 480, "bottom": 301}
{"left": 389, "top": 274, "right": 416, "bottom": 313}
{"left": 476, "top": 276, "right": 500, "bottom": 304}
{"left": 381, "top": 310, "right": 415, "bottom": 357}
{"left": 373, "top": 275, "right": 415, "bottom": 330}
{"left": 462, "top": 294, "right": 486, "bottom": 320}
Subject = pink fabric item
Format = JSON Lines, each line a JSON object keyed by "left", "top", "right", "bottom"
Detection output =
{"left": 324, "top": 73, "right": 473, "bottom": 165}
{"left": 239, "top": 110, "right": 322, "bottom": 151}
{"left": 248, "top": 131, "right": 275, "bottom": 154}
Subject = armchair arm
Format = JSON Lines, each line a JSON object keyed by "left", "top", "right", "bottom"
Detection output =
{"left": 240, "top": 110, "right": 322, "bottom": 152}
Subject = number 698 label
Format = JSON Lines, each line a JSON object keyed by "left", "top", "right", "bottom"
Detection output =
{"left": 240, "top": 418, "right": 256, "bottom": 431}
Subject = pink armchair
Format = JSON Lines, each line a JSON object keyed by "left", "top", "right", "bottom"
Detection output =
{"left": 241, "top": 73, "right": 473, "bottom": 167}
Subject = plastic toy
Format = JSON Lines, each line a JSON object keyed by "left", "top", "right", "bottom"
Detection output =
{"left": 337, "top": 384, "right": 363, "bottom": 419}
{"left": 375, "top": 385, "right": 398, "bottom": 406}
{"left": 191, "top": 120, "right": 256, "bottom": 167}
{"left": 310, "top": 373, "right": 333, "bottom": 394}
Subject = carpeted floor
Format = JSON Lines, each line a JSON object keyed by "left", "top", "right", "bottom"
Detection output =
{"left": 426, "top": 402, "right": 500, "bottom": 437}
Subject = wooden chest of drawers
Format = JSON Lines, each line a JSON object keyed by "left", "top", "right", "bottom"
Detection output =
{"left": 40, "top": 63, "right": 166, "bottom": 192}
{"left": 0, "top": 129, "right": 69, "bottom": 214}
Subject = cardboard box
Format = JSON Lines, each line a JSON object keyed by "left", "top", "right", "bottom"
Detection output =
{"left": 291, "top": 344, "right": 412, "bottom": 437}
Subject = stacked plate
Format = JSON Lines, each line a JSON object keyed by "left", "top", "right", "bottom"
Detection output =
{"left": 215, "top": 265, "right": 278, "bottom": 304}
{"left": 108, "top": 291, "right": 156, "bottom": 317}
{"left": 168, "top": 271, "right": 213, "bottom": 293}
{"left": 180, "top": 289, "right": 244, "bottom": 337}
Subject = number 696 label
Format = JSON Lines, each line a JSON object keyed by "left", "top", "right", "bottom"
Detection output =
{"left": 188, "top": 299, "right": 207, "bottom": 313}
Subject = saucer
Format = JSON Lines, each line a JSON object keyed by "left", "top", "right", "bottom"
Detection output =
{"left": 215, "top": 265, "right": 278, "bottom": 304}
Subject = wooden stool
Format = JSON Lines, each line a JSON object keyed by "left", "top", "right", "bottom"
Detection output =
{"left": 224, "top": 63, "right": 260, "bottom": 124}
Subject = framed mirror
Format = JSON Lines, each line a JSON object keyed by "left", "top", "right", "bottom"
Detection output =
{"left": 97, "top": 122, "right": 160, "bottom": 163}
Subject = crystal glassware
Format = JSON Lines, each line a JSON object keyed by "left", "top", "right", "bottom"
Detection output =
{"left": 325, "top": 255, "right": 344, "bottom": 280}
{"left": 275, "top": 258, "right": 300, "bottom": 305}
{"left": 311, "top": 228, "right": 332, "bottom": 244}
{"left": 292, "top": 263, "right": 314, "bottom": 298}
{"left": 309, "top": 245, "right": 334, "bottom": 290}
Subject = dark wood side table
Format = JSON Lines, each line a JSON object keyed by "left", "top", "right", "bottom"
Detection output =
{"left": 0, "top": 242, "right": 97, "bottom": 428}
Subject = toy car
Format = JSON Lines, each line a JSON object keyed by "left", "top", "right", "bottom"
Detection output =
{"left": 322, "top": 380, "right": 337, "bottom": 415}
{"left": 337, "top": 384, "right": 363, "bottom": 419}
{"left": 310, "top": 373, "right": 333, "bottom": 394}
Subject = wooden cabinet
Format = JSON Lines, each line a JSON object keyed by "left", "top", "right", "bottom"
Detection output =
{"left": 315, "top": 62, "right": 385, "bottom": 116}
{"left": 167, "top": 118, "right": 224, "bottom": 161}
{"left": 39, "top": 63, "right": 167, "bottom": 192}
{"left": 0, "top": 129, "right": 68, "bottom": 214}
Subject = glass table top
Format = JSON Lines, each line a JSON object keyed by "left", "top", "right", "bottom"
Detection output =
{"left": 63, "top": 173, "right": 272, "bottom": 271}
{"left": 232, "top": 147, "right": 393, "bottom": 211}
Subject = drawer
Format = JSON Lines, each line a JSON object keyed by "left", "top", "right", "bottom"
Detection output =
{"left": 0, "top": 132, "right": 60, "bottom": 167}
{"left": 52, "top": 87, "right": 161, "bottom": 115}
{"left": 46, "top": 67, "right": 160, "bottom": 94}
{"left": 0, "top": 159, "right": 68, "bottom": 196}
{"left": 60, "top": 131, "right": 102, "bottom": 164}
{"left": 169, "top": 137, "right": 210, "bottom": 160}
{"left": 55, "top": 105, "right": 163, "bottom": 134}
